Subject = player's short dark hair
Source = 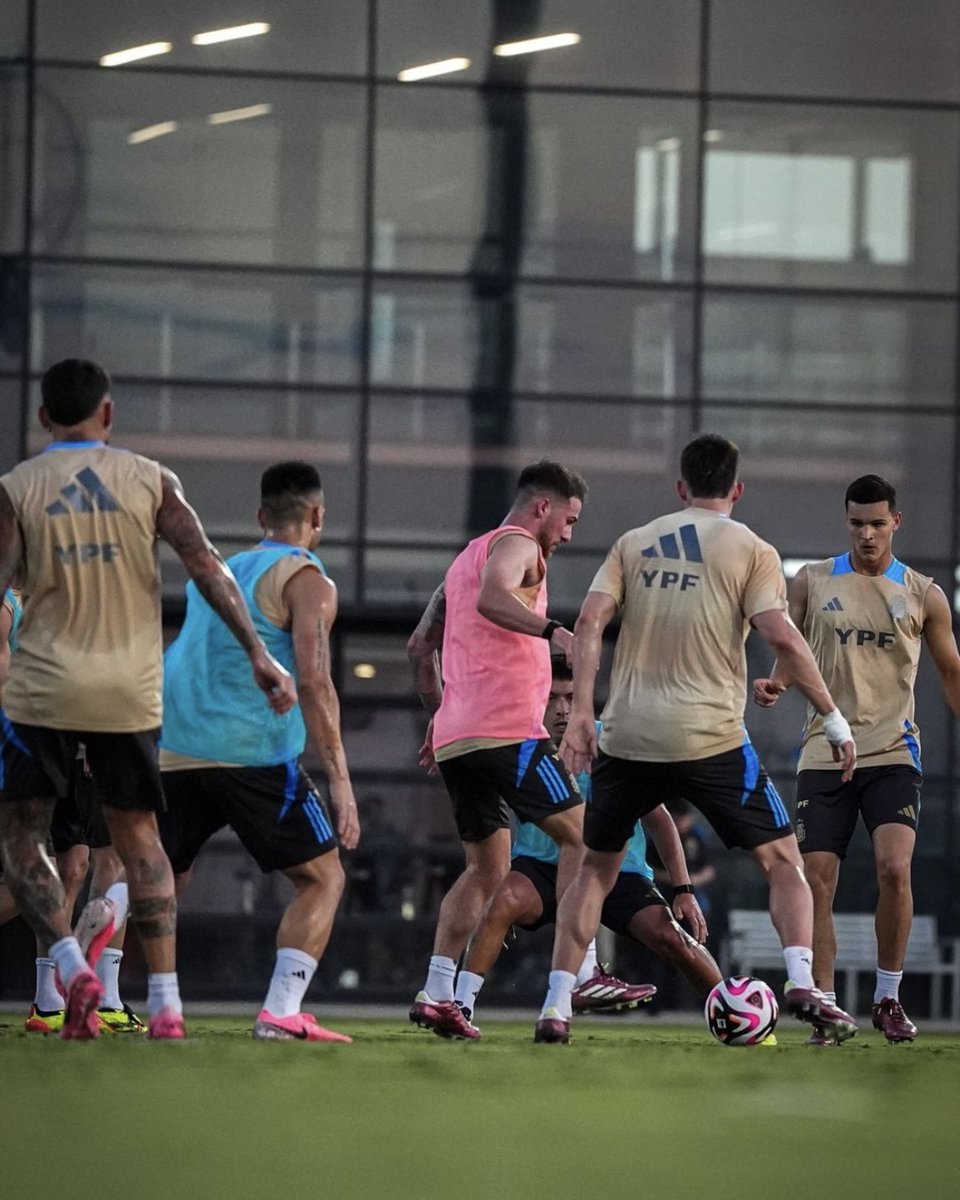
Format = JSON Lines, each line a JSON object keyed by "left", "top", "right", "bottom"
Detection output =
{"left": 550, "top": 653, "right": 573, "bottom": 683}
{"left": 260, "top": 461, "right": 324, "bottom": 525}
{"left": 41, "top": 359, "right": 111, "bottom": 426}
{"left": 516, "top": 459, "right": 587, "bottom": 503}
{"left": 845, "top": 474, "right": 897, "bottom": 511}
{"left": 680, "top": 434, "right": 740, "bottom": 499}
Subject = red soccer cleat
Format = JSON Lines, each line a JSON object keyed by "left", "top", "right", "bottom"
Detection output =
{"left": 784, "top": 984, "right": 857, "bottom": 1043}
{"left": 533, "top": 1008, "right": 571, "bottom": 1044}
{"left": 872, "top": 998, "right": 917, "bottom": 1043}
{"left": 571, "top": 965, "right": 657, "bottom": 1014}
{"left": 408, "top": 993, "right": 481, "bottom": 1040}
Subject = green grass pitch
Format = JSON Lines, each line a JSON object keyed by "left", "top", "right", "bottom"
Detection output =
{"left": 2, "top": 1015, "right": 958, "bottom": 1199}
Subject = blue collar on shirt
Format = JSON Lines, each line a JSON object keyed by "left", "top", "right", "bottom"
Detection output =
{"left": 831, "top": 552, "right": 906, "bottom": 584}
{"left": 43, "top": 440, "right": 107, "bottom": 451}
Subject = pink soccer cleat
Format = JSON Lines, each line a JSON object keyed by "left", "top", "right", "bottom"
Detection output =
{"left": 533, "top": 1008, "right": 571, "bottom": 1044}
{"left": 872, "top": 998, "right": 917, "bottom": 1043}
{"left": 253, "top": 1010, "right": 353, "bottom": 1043}
{"left": 60, "top": 969, "right": 104, "bottom": 1040}
{"left": 74, "top": 896, "right": 118, "bottom": 971}
{"left": 148, "top": 1007, "right": 187, "bottom": 1039}
{"left": 784, "top": 983, "right": 857, "bottom": 1043}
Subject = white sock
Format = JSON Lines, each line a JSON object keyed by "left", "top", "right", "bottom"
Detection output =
{"left": 783, "top": 945, "right": 815, "bottom": 989}
{"left": 454, "top": 971, "right": 485, "bottom": 1016}
{"left": 35, "top": 957, "right": 62, "bottom": 1011}
{"left": 822, "top": 990, "right": 837, "bottom": 1006}
{"left": 263, "top": 948, "right": 318, "bottom": 1018}
{"left": 105, "top": 882, "right": 129, "bottom": 926}
{"left": 575, "top": 939, "right": 599, "bottom": 986}
{"left": 540, "top": 969, "right": 577, "bottom": 1020}
{"left": 98, "top": 949, "right": 124, "bottom": 1009}
{"left": 424, "top": 955, "right": 457, "bottom": 1003}
{"left": 875, "top": 968, "right": 903, "bottom": 1004}
{"left": 147, "top": 972, "right": 182, "bottom": 1017}
{"left": 48, "top": 936, "right": 88, "bottom": 992}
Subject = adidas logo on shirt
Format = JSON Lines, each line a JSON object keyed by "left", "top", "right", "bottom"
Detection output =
{"left": 639, "top": 523, "right": 703, "bottom": 563}
{"left": 45, "top": 468, "right": 120, "bottom": 515}
{"left": 822, "top": 596, "right": 844, "bottom": 612}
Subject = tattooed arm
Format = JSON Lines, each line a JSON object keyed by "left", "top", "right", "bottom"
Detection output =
{"left": 407, "top": 583, "right": 446, "bottom": 715}
{"left": 155, "top": 468, "right": 297, "bottom": 714}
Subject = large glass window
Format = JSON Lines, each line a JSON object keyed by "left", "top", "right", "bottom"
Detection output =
{"left": 34, "top": 69, "right": 365, "bottom": 268}
{"left": 0, "top": 2, "right": 27, "bottom": 60}
{"left": 709, "top": 0, "right": 960, "bottom": 104}
{"left": 0, "top": 67, "right": 26, "bottom": 252}
{"left": 702, "top": 294, "right": 956, "bottom": 409}
{"left": 703, "top": 104, "right": 960, "bottom": 294}
{"left": 371, "top": 280, "right": 693, "bottom": 396}
{"left": 378, "top": 1, "right": 700, "bottom": 93}
{"left": 36, "top": 0, "right": 369, "bottom": 77}
{"left": 375, "top": 87, "right": 698, "bottom": 281}
{"left": 31, "top": 263, "right": 363, "bottom": 385}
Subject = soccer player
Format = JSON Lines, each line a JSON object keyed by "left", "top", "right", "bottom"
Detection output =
{"left": 159, "top": 461, "right": 357, "bottom": 1043}
{"left": 752, "top": 474, "right": 960, "bottom": 1044}
{"left": 2, "top": 584, "right": 140, "bottom": 1032}
{"left": 537, "top": 434, "right": 859, "bottom": 1044}
{"left": 455, "top": 656, "right": 722, "bottom": 1026}
{"left": 0, "top": 358, "right": 296, "bottom": 1039}
{"left": 408, "top": 460, "right": 587, "bottom": 1040}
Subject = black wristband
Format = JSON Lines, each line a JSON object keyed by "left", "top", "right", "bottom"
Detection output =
{"left": 673, "top": 884, "right": 696, "bottom": 895}
{"left": 541, "top": 620, "right": 563, "bottom": 640}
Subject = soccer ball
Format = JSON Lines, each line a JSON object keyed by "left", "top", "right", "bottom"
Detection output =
{"left": 704, "top": 976, "right": 778, "bottom": 1046}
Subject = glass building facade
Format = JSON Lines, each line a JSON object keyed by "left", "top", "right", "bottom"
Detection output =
{"left": 2, "top": 1, "right": 960, "bottom": 999}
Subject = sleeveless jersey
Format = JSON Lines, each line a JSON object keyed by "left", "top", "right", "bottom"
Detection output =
{"left": 798, "top": 553, "right": 930, "bottom": 772}
{"left": 591, "top": 508, "right": 787, "bottom": 762}
{"left": 0, "top": 442, "right": 163, "bottom": 731}
{"left": 432, "top": 526, "right": 551, "bottom": 751}
{"left": 161, "top": 542, "right": 324, "bottom": 767}
{"left": 512, "top": 724, "right": 653, "bottom": 878}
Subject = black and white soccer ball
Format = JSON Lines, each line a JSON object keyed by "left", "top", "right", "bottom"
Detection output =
{"left": 704, "top": 976, "right": 779, "bottom": 1046}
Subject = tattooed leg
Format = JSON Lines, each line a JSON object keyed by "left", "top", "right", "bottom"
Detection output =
{"left": 101, "top": 806, "right": 177, "bottom": 974}
{"left": 0, "top": 797, "right": 72, "bottom": 948}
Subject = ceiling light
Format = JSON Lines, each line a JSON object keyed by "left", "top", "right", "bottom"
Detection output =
{"left": 100, "top": 42, "right": 172, "bottom": 67}
{"left": 397, "top": 57, "right": 471, "bottom": 82}
{"left": 353, "top": 663, "right": 377, "bottom": 680}
{"left": 704, "top": 129, "right": 724, "bottom": 143}
{"left": 493, "top": 32, "right": 580, "bottom": 57}
{"left": 192, "top": 22, "right": 271, "bottom": 45}
{"left": 127, "top": 121, "right": 178, "bottom": 145}
{"left": 207, "top": 103, "right": 273, "bottom": 125}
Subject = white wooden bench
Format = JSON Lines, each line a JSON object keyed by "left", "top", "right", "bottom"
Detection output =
{"left": 720, "top": 909, "right": 960, "bottom": 1021}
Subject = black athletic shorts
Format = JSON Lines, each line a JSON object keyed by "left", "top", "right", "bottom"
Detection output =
{"left": 585, "top": 744, "right": 791, "bottom": 854}
{"left": 49, "top": 744, "right": 111, "bottom": 853}
{"left": 0, "top": 718, "right": 164, "bottom": 814}
{"left": 160, "top": 761, "right": 338, "bottom": 875}
{"left": 511, "top": 854, "right": 669, "bottom": 937}
{"left": 437, "top": 738, "right": 582, "bottom": 843}
{"left": 795, "top": 764, "right": 922, "bottom": 858}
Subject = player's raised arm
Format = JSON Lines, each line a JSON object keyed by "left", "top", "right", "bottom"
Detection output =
{"left": 477, "top": 533, "right": 573, "bottom": 660}
{"left": 155, "top": 467, "right": 296, "bottom": 714}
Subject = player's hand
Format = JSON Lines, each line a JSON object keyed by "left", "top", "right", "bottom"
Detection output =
{"left": 673, "top": 892, "right": 708, "bottom": 944}
{"left": 559, "top": 712, "right": 598, "bottom": 777}
{"left": 330, "top": 780, "right": 360, "bottom": 850}
{"left": 550, "top": 626, "right": 574, "bottom": 665}
{"left": 418, "top": 717, "right": 439, "bottom": 777}
{"left": 831, "top": 739, "right": 857, "bottom": 783}
{"left": 752, "top": 677, "right": 785, "bottom": 708}
{"left": 250, "top": 648, "right": 298, "bottom": 713}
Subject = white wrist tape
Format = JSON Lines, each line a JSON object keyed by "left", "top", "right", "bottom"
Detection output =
{"left": 822, "top": 709, "right": 852, "bottom": 746}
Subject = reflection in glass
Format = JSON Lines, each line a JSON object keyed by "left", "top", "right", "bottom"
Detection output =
{"left": 32, "top": 264, "right": 362, "bottom": 385}
{"left": 34, "top": 69, "right": 364, "bottom": 268}
{"left": 703, "top": 104, "right": 960, "bottom": 293}
{"left": 703, "top": 294, "right": 955, "bottom": 409}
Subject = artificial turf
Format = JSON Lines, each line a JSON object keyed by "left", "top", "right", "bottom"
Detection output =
{"left": 2, "top": 1015, "right": 958, "bottom": 1200}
